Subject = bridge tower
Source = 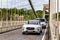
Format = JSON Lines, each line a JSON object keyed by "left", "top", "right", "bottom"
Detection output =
{"left": 50, "top": 0, "right": 59, "bottom": 40}
{"left": 43, "top": 4, "right": 49, "bottom": 19}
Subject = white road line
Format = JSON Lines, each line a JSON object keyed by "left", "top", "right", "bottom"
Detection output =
{"left": 42, "top": 29, "right": 47, "bottom": 40}
{"left": 42, "top": 24, "right": 48, "bottom": 40}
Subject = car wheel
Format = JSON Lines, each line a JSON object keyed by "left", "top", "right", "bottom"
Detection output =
{"left": 42, "top": 26, "right": 46, "bottom": 29}
{"left": 22, "top": 32, "right": 25, "bottom": 34}
{"left": 22, "top": 32, "right": 28, "bottom": 35}
{"left": 40, "top": 31, "right": 42, "bottom": 33}
{"left": 37, "top": 33, "right": 40, "bottom": 35}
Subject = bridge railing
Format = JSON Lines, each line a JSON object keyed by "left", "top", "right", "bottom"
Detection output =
{"left": 0, "top": 21, "right": 26, "bottom": 33}
{"left": 50, "top": 20, "right": 60, "bottom": 40}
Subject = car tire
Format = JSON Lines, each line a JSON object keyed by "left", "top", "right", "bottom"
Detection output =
{"left": 22, "top": 32, "right": 28, "bottom": 35}
{"left": 22, "top": 32, "right": 25, "bottom": 34}
{"left": 37, "top": 33, "right": 40, "bottom": 35}
{"left": 40, "top": 30, "right": 42, "bottom": 33}
{"left": 42, "top": 26, "right": 46, "bottom": 29}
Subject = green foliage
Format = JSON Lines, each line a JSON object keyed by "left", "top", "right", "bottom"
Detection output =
{"left": 36, "top": 10, "right": 43, "bottom": 18}
{"left": 45, "top": 15, "right": 49, "bottom": 21}
{"left": 0, "top": 8, "right": 49, "bottom": 21}
{"left": 58, "top": 12, "right": 60, "bottom": 20}
{"left": 53, "top": 13, "right": 57, "bottom": 20}
{"left": 53, "top": 12, "right": 60, "bottom": 20}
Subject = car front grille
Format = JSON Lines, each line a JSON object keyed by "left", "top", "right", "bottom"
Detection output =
{"left": 26, "top": 27, "right": 34, "bottom": 30}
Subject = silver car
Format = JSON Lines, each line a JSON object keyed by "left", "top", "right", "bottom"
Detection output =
{"left": 22, "top": 20, "right": 42, "bottom": 34}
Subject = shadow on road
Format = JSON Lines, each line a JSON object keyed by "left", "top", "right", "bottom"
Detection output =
{"left": 22, "top": 32, "right": 43, "bottom": 35}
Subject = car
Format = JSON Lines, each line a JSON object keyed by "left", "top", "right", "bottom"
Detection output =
{"left": 36, "top": 18, "right": 47, "bottom": 29}
{"left": 22, "top": 20, "right": 42, "bottom": 35}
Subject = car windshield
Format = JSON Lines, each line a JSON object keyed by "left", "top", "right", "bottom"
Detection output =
{"left": 27, "top": 20, "right": 39, "bottom": 25}
{"left": 40, "top": 19, "right": 45, "bottom": 22}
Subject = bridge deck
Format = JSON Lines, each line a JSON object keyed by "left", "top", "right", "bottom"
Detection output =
{"left": 0, "top": 28, "right": 45, "bottom": 40}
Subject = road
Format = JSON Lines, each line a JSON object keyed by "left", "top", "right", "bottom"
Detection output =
{"left": 0, "top": 28, "right": 45, "bottom": 40}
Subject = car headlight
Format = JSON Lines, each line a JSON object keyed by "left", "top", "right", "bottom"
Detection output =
{"left": 37, "top": 27, "right": 40, "bottom": 31}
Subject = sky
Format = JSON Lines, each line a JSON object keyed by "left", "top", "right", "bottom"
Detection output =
{"left": 59, "top": 0, "right": 60, "bottom": 11}
{"left": 0, "top": 0, "right": 60, "bottom": 11}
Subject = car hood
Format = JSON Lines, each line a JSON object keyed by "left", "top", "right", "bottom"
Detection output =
{"left": 23, "top": 24, "right": 41, "bottom": 28}
{"left": 40, "top": 22, "right": 46, "bottom": 24}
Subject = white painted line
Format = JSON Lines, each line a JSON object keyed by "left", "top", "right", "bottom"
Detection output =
{"left": 42, "top": 24, "right": 48, "bottom": 40}
{"left": 42, "top": 29, "right": 47, "bottom": 40}
{"left": 59, "top": 25, "right": 60, "bottom": 34}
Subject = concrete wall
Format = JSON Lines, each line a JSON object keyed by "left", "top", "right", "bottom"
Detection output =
{"left": 50, "top": 0, "right": 57, "bottom": 21}
{"left": 50, "top": 0, "right": 59, "bottom": 40}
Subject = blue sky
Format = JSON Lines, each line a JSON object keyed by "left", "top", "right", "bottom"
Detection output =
{"left": 0, "top": 0, "right": 49, "bottom": 10}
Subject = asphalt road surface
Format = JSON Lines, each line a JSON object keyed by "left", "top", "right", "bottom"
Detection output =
{"left": 0, "top": 28, "right": 45, "bottom": 40}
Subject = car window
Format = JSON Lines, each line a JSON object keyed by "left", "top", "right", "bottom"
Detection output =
{"left": 40, "top": 19, "right": 45, "bottom": 22}
{"left": 28, "top": 20, "right": 39, "bottom": 25}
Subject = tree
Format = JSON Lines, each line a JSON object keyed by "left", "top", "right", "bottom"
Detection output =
{"left": 36, "top": 10, "right": 43, "bottom": 18}
{"left": 0, "top": 8, "right": 49, "bottom": 21}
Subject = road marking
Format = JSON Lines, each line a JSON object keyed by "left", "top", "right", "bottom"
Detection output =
{"left": 42, "top": 29, "right": 47, "bottom": 40}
